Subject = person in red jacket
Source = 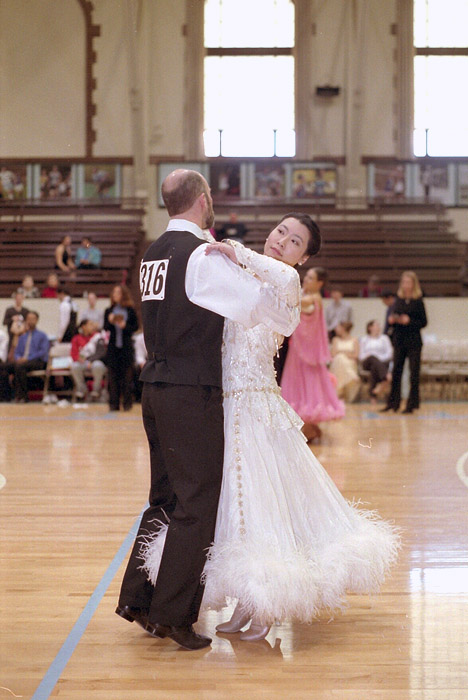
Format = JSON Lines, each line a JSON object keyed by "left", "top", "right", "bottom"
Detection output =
{"left": 70, "top": 320, "right": 106, "bottom": 400}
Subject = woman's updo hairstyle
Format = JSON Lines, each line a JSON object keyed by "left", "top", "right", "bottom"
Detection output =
{"left": 279, "top": 212, "right": 321, "bottom": 257}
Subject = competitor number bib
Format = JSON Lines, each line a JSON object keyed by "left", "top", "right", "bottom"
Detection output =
{"left": 140, "top": 259, "right": 169, "bottom": 301}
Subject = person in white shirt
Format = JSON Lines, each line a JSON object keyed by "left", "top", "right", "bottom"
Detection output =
{"left": 80, "top": 291, "right": 104, "bottom": 329}
{"left": 57, "top": 288, "right": 79, "bottom": 342}
{"left": 359, "top": 320, "right": 393, "bottom": 402}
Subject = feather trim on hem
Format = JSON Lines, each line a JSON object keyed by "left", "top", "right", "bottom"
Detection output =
{"left": 138, "top": 507, "right": 400, "bottom": 625}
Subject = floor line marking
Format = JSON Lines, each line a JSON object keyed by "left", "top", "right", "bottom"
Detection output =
{"left": 30, "top": 508, "right": 144, "bottom": 700}
{"left": 455, "top": 451, "right": 468, "bottom": 489}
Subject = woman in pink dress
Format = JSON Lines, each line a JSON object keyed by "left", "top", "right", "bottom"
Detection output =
{"left": 281, "top": 267, "right": 345, "bottom": 440}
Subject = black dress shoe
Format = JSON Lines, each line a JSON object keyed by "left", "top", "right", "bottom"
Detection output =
{"left": 379, "top": 405, "right": 394, "bottom": 413}
{"left": 146, "top": 623, "right": 212, "bottom": 650}
{"left": 115, "top": 605, "right": 159, "bottom": 636}
{"left": 402, "top": 408, "right": 413, "bottom": 414}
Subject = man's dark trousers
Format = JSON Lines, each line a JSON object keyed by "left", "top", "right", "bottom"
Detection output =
{"left": 118, "top": 381, "right": 224, "bottom": 627}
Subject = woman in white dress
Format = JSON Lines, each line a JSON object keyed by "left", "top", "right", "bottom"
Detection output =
{"left": 329, "top": 321, "right": 361, "bottom": 402}
{"left": 141, "top": 214, "right": 400, "bottom": 642}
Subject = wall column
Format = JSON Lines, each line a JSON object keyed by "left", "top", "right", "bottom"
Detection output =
{"left": 185, "top": 0, "right": 204, "bottom": 159}
{"left": 396, "top": 0, "right": 414, "bottom": 158}
{"left": 125, "top": 0, "right": 147, "bottom": 196}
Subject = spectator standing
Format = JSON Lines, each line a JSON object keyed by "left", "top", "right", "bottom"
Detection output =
{"left": 104, "top": 284, "right": 138, "bottom": 411}
{"left": 132, "top": 330, "right": 147, "bottom": 403}
{"left": 325, "top": 286, "right": 353, "bottom": 340}
{"left": 75, "top": 236, "right": 102, "bottom": 269}
{"left": 2, "top": 311, "right": 49, "bottom": 402}
{"left": 359, "top": 320, "right": 393, "bottom": 403}
{"left": 70, "top": 320, "right": 107, "bottom": 400}
{"left": 382, "top": 271, "right": 427, "bottom": 414}
{"left": 55, "top": 235, "right": 75, "bottom": 273}
{"left": 330, "top": 321, "right": 361, "bottom": 402}
{"left": 14, "top": 274, "right": 40, "bottom": 299}
{"left": 359, "top": 274, "right": 382, "bottom": 298}
{"left": 0, "top": 327, "right": 9, "bottom": 399}
{"left": 41, "top": 272, "right": 60, "bottom": 298}
{"left": 0, "top": 328, "right": 7, "bottom": 363}
{"left": 217, "top": 212, "right": 247, "bottom": 242}
{"left": 57, "top": 288, "right": 79, "bottom": 342}
{"left": 80, "top": 291, "right": 104, "bottom": 329}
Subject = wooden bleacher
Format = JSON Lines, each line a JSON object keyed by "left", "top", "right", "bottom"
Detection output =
{"left": 214, "top": 200, "right": 465, "bottom": 296}
{"left": 0, "top": 199, "right": 146, "bottom": 298}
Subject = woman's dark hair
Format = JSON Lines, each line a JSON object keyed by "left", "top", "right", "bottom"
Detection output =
{"left": 312, "top": 266, "right": 328, "bottom": 284}
{"left": 111, "top": 284, "right": 134, "bottom": 308}
{"left": 279, "top": 212, "right": 321, "bottom": 256}
{"left": 366, "top": 319, "right": 377, "bottom": 334}
{"left": 339, "top": 321, "right": 353, "bottom": 333}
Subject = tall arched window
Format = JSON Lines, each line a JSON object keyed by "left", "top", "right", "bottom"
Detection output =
{"left": 203, "top": 0, "right": 295, "bottom": 157}
{"left": 413, "top": 0, "right": 468, "bottom": 156}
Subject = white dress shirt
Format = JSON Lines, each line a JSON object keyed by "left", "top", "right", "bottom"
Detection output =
{"left": 0, "top": 328, "right": 8, "bottom": 363}
{"left": 359, "top": 334, "right": 393, "bottom": 363}
{"left": 165, "top": 219, "right": 298, "bottom": 337}
{"left": 59, "top": 296, "right": 78, "bottom": 339}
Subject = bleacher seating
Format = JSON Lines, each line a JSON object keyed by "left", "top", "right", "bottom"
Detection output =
{"left": 0, "top": 199, "right": 146, "bottom": 297}
{"left": 215, "top": 201, "right": 465, "bottom": 296}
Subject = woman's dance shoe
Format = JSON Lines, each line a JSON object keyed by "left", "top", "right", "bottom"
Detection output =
{"left": 216, "top": 602, "right": 251, "bottom": 633}
{"left": 302, "top": 422, "right": 322, "bottom": 442}
{"left": 239, "top": 620, "right": 271, "bottom": 642}
{"left": 380, "top": 405, "right": 398, "bottom": 413}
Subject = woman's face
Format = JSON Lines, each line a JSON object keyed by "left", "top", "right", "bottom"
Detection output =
{"left": 302, "top": 269, "right": 322, "bottom": 294}
{"left": 63, "top": 235, "right": 71, "bottom": 246}
{"left": 264, "top": 217, "right": 309, "bottom": 267}
{"left": 335, "top": 323, "right": 346, "bottom": 337}
{"left": 48, "top": 273, "right": 59, "bottom": 287}
{"left": 401, "top": 274, "right": 414, "bottom": 297}
{"left": 112, "top": 286, "right": 123, "bottom": 304}
{"left": 370, "top": 321, "right": 381, "bottom": 336}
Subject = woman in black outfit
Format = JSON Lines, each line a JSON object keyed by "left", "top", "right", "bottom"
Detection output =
{"left": 104, "top": 284, "right": 138, "bottom": 411}
{"left": 382, "top": 271, "right": 427, "bottom": 414}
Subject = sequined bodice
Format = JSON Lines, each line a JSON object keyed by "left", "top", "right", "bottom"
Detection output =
{"left": 220, "top": 242, "right": 303, "bottom": 430}
{"left": 222, "top": 320, "right": 280, "bottom": 395}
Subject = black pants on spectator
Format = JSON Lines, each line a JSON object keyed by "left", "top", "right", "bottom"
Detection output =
{"left": 1, "top": 359, "right": 46, "bottom": 401}
{"left": 108, "top": 362, "right": 134, "bottom": 411}
{"left": 362, "top": 356, "right": 390, "bottom": 395}
{"left": 118, "top": 383, "right": 224, "bottom": 627}
{"left": 0, "top": 362, "right": 12, "bottom": 401}
{"left": 387, "top": 342, "right": 422, "bottom": 411}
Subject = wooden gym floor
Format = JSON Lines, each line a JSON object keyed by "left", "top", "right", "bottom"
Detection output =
{"left": 1, "top": 401, "right": 467, "bottom": 699}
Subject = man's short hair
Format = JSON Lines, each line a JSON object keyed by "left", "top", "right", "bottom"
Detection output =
{"left": 27, "top": 310, "right": 39, "bottom": 321}
{"left": 161, "top": 171, "right": 206, "bottom": 217}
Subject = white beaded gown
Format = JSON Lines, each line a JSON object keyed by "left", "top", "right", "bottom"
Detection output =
{"left": 140, "top": 243, "right": 400, "bottom": 624}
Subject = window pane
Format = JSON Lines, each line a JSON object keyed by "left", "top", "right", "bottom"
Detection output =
{"left": 275, "top": 129, "right": 296, "bottom": 157}
{"left": 413, "top": 128, "right": 428, "bottom": 156}
{"left": 414, "top": 0, "right": 468, "bottom": 47}
{"left": 203, "top": 129, "right": 221, "bottom": 157}
{"left": 414, "top": 56, "right": 468, "bottom": 155}
{"left": 205, "top": 0, "right": 294, "bottom": 48}
{"left": 414, "top": 56, "right": 468, "bottom": 131}
{"left": 428, "top": 129, "right": 468, "bottom": 156}
{"left": 221, "top": 129, "right": 274, "bottom": 157}
{"left": 204, "top": 56, "right": 294, "bottom": 133}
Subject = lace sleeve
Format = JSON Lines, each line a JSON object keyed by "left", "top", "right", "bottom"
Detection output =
{"left": 227, "top": 240, "right": 301, "bottom": 308}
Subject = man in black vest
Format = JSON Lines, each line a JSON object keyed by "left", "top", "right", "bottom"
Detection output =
{"left": 116, "top": 169, "right": 296, "bottom": 650}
